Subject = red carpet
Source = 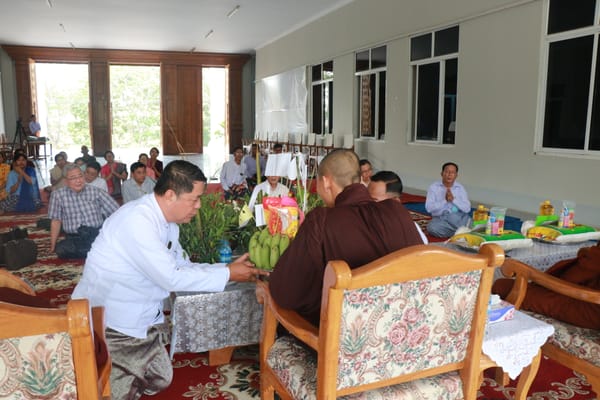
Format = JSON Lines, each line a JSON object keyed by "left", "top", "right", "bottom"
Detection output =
{"left": 0, "top": 209, "right": 596, "bottom": 399}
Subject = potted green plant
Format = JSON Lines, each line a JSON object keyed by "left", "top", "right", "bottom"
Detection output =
{"left": 179, "top": 193, "right": 258, "bottom": 263}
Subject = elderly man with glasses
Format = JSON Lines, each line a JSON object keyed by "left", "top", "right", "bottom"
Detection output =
{"left": 48, "top": 163, "right": 119, "bottom": 259}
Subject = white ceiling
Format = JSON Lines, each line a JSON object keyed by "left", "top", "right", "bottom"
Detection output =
{"left": 0, "top": 0, "right": 352, "bottom": 54}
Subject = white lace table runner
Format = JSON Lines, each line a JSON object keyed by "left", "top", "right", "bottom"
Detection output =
{"left": 483, "top": 310, "right": 554, "bottom": 378}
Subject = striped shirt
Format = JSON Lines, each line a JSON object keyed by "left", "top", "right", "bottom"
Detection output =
{"left": 48, "top": 185, "right": 119, "bottom": 234}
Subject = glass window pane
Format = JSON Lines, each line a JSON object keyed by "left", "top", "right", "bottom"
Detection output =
{"left": 312, "top": 84, "right": 323, "bottom": 134}
{"left": 435, "top": 26, "right": 459, "bottom": 56}
{"left": 411, "top": 33, "right": 432, "bottom": 61}
{"left": 543, "top": 36, "right": 593, "bottom": 149}
{"left": 442, "top": 58, "right": 458, "bottom": 144}
{"left": 326, "top": 81, "right": 333, "bottom": 134}
{"left": 356, "top": 50, "right": 370, "bottom": 72}
{"left": 416, "top": 63, "right": 440, "bottom": 141}
{"left": 589, "top": 40, "right": 600, "bottom": 150}
{"left": 548, "top": 0, "right": 596, "bottom": 34}
{"left": 359, "top": 74, "right": 375, "bottom": 137}
{"left": 371, "top": 46, "right": 387, "bottom": 69}
{"left": 378, "top": 71, "right": 386, "bottom": 136}
{"left": 312, "top": 65, "right": 321, "bottom": 82}
{"left": 323, "top": 61, "right": 333, "bottom": 80}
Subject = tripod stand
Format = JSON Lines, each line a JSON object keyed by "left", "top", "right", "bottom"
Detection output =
{"left": 10, "top": 118, "right": 28, "bottom": 159}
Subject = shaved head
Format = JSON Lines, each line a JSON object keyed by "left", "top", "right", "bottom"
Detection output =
{"left": 317, "top": 149, "right": 360, "bottom": 188}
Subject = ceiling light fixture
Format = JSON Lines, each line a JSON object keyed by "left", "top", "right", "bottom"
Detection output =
{"left": 226, "top": 5, "right": 240, "bottom": 18}
{"left": 46, "top": 0, "right": 53, "bottom": 8}
{"left": 59, "top": 23, "right": 66, "bottom": 32}
{"left": 204, "top": 29, "right": 214, "bottom": 39}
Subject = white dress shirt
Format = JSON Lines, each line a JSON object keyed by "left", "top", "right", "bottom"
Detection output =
{"left": 72, "top": 193, "right": 230, "bottom": 338}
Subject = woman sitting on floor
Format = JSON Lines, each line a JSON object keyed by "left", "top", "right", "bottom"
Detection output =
{"left": 0, "top": 153, "right": 42, "bottom": 213}
{"left": 0, "top": 152, "right": 11, "bottom": 201}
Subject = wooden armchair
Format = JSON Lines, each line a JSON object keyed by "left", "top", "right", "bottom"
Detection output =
{"left": 257, "top": 244, "right": 504, "bottom": 399}
{"left": 500, "top": 259, "right": 600, "bottom": 396}
{"left": 0, "top": 268, "right": 111, "bottom": 399}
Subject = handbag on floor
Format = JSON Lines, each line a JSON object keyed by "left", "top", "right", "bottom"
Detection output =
{"left": 0, "top": 227, "right": 28, "bottom": 243}
{"left": 0, "top": 238, "right": 38, "bottom": 270}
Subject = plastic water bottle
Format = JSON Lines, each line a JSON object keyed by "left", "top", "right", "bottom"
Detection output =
{"left": 219, "top": 239, "right": 232, "bottom": 264}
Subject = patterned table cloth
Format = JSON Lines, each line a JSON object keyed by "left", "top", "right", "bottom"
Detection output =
{"left": 169, "top": 282, "right": 263, "bottom": 358}
{"left": 483, "top": 310, "right": 554, "bottom": 378}
{"left": 507, "top": 240, "right": 596, "bottom": 272}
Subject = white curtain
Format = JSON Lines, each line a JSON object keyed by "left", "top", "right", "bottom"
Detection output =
{"left": 255, "top": 66, "right": 307, "bottom": 138}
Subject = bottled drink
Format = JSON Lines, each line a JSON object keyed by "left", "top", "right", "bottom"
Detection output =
{"left": 219, "top": 239, "right": 232, "bottom": 263}
{"left": 539, "top": 200, "right": 554, "bottom": 216}
{"left": 473, "top": 205, "right": 488, "bottom": 224}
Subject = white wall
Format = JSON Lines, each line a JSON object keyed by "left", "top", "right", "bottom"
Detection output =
{"left": 255, "top": 0, "right": 600, "bottom": 226}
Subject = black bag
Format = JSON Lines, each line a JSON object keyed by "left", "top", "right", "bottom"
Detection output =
{"left": 0, "top": 239, "right": 38, "bottom": 270}
{"left": 0, "top": 227, "right": 28, "bottom": 244}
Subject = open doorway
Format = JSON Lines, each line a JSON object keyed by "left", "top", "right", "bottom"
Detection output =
{"left": 109, "top": 65, "right": 160, "bottom": 166}
{"left": 34, "top": 63, "right": 90, "bottom": 161}
{"left": 202, "top": 67, "right": 228, "bottom": 179}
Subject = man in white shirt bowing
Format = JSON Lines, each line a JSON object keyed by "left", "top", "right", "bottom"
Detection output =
{"left": 72, "top": 160, "right": 267, "bottom": 400}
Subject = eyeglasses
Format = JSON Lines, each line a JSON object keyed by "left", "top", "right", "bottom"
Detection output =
{"left": 67, "top": 175, "right": 85, "bottom": 181}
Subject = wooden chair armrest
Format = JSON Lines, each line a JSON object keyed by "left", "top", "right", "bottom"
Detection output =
{"left": 91, "top": 306, "right": 111, "bottom": 399}
{"left": 501, "top": 258, "right": 600, "bottom": 308}
{"left": 256, "top": 280, "right": 319, "bottom": 350}
{"left": 0, "top": 268, "right": 36, "bottom": 296}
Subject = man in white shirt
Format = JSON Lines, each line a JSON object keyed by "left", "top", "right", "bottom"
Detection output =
{"left": 368, "top": 170, "right": 429, "bottom": 244}
{"left": 220, "top": 145, "right": 248, "bottom": 200}
{"left": 122, "top": 162, "right": 156, "bottom": 203}
{"left": 72, "top": 160, "right": 266, "bottom": 400}
{"left": 84, "top": 161, "right": 108, "bottom": 191}
{"left": 248, "top": 175, "right": 289, "bottom": 211}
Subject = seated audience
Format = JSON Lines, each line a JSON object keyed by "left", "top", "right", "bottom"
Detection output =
{"left": 425, "top": 162, "right": 471, "bottom": 238}
{"left": 359, "top": 159, "right": 373, "bottom": 187}
{"left": 493, "top": 242, "right": 600, "bottom": 329}
{"left": 74, "top": 157, "right": 86, "bottom": 171}
{"left": 84, "top": 161, "right": 108, "bottom": 191}
{"left": 368, "top": 170, "right": 429, "bottom": 243}
{"left": 0, "top": 152, "right": 10, "bottom": 201}
{"left": 81, "top": 145, "right": 96, "bottom": 165}
{"left": 138, "top": 153, "right": 156, "bottom": 180}
{"left": 147, "top": 147, "right": 163, "bottom": 179}
{"left": 101, "top": 150, "right": 128, "bottom": 199}
{"left": 49, "top": 164, "right": 119, "bottom": 259}
{"left": 0, "top": 153, "right": 42, "bottom": 213}
{"left": 269, "top": 149, "right": 424, "bottom": 326}
{"left": 220, "top": 146, "right": 248, "bottom": 200}
{"left": 248, "top": 175, "right": 289, "bottom": 211}
{"left": 46, "top": 152, "right": 68, "bottom": 192}
{"left": 122, "top": 162, "right": 156, "bottom": 203}
{"left": 243, "top": 143, "right": 266, "bottom": 189}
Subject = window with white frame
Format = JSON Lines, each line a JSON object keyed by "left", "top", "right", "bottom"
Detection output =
{"left": 410, "top": 26, "right": 459, "bottom": 144}
{"left": 355, "top": 46, "right": 386, "bottom": 139}
{"left": 311, "top": 61, "right": 333, "bottom": 134}
{"left": 539, "top": 0, "right": 600, "bottom": 153}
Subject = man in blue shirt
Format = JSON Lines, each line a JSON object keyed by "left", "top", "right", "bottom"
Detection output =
{"left": 425, "top": 162, "right": 471, "bottom": 237}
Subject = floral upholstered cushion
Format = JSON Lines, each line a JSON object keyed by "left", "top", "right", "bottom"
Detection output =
{"left": 0, "top": 332, "right": 77, "bottom": 399}
{"left": 523, "top": 311, "right": 600, "bottom": 367}
{"left": 337, "top": 270, "right": 482, "bottom": 389}
{"left": 267, "top": 336, "right": 465, "bottom": 400}
{"left": 266, "top": 270, "right": 483, "bottom": 399}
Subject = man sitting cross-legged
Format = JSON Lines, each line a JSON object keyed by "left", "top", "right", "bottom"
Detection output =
{"left": 49, "top": 164, "right": 119, "bottom": 259}
{"left": 122, "top": 162, "right": 156, "bottom": 204}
